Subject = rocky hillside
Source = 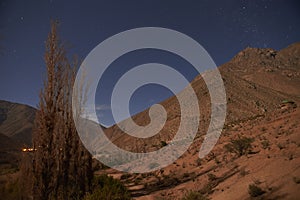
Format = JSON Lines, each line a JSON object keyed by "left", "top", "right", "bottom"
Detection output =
{"left": 100, "top": 42, "right": 300, "bottom": 199}
{"left": 104, "top": 43, "right": 299, "bottom": 154}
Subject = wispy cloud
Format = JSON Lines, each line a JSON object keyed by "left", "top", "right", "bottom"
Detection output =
{"left": 79, "top": 104, "right": 110, "bottom": 123}
{"left": 95, "top": 104, "right": 111, "bottom": 111}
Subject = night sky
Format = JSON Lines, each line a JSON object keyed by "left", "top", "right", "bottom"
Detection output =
{"left": 1, "top": 0, "right": 300, "bottom": 126}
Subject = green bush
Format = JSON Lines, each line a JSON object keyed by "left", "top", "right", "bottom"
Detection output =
{"left": 182, "top": 190, "right": 209, "bottom": 200}
{"left": 248, "top": 184, "right": 265, "bottom": 197}
{"left": 84, "top": 175, "right": 131, "bottom": 200}
{"left": 225, "top": 136, "right": 254, "bottom": 156}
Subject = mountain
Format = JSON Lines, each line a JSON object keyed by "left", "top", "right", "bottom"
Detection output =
{"left": 0, "top": 100, "right": 36, "bottom": 146}
{"left": 0, "top": 100, "right": 36, "bottom": 174}
{"left": 99, "top": 42, "right": 300, "bottom": 199}
{"left": 0, "top": 42, "right": 299, "bottom": 199}
{"left": 104, "top": 43, "right": 299, "bottom": 154}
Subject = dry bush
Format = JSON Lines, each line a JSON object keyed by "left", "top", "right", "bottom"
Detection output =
{"left": 182, "top": 190, "right": 209, "bottom": 200}
{"left": 248, "top": 184, "right": 265, "bottom": 197}
{"left": 83, "top": 175, "right": 131, "bottom": 200}
{"left": 225, "top": 136, "right": 254, "bottom": 156}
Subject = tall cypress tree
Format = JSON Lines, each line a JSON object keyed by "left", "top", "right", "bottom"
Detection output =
{"left": 32, "top": 21, "right": 92, "bottom": 200}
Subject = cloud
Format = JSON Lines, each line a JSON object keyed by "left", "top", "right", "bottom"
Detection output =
{"left": 78, "top": 104, "right": 110, "bottom": 123}
{"left": 78, "top": 104, "right": 111, "bottom": 126}
{"left": 95, "top": 104, "right": 111, "bottom": 111}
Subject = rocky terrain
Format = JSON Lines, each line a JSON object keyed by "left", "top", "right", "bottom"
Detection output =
{"left": 100, "top": 42, "right": 300, "bottom": 199}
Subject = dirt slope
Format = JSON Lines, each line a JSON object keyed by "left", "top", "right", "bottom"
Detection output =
{"left": 100, "top": 42, "right": 300, "bottom": 199}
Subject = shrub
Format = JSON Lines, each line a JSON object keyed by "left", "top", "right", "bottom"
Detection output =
{"left": 282, "top": 100, "right": 295, "bottom": 104}
{"left": 182, "top": 190, "right": 209, "bottom": 200}
{"left": 214, "top": 157, "right": 221, "bottom": 164}
{"left": 239, "top": 168, "right": 248, "bottom": 176}
{"left": 293, "top": 177, "right": 300, "bottom": 184}
{"left": 248, "top": 184, "right": 265, "bottom": 197}
{"left": 277, "top": 143, "right": 284, "bottom": 150}
{"left": 199, "top": 182, "right": 214, "bottom": 195}
{"left": 261, "top": 127, "right": 267, "bottom": 132}
{"left": 183, "top": 173, "right": 190, "bottom": 178}
{"left": 207, "top": 173, "right": 217, "bottom": 181}
{"left": 261, "top": 140, "right": 270, "bottom": 149}
{"left": 158, "top": 176, "right": 179, "bottom": 187}
{"left": 120, "top": 173, "right": 131, "bottom": 180}
{"left": 225, "top": 136, "right": 254, "bottom": 156}
{"left": 83, "top": 175, "right": 131, "bottom": 200}
{"left": 195, "top": 158, "right": 202, "bottom": 166}
{"left": 160, "top": 141, "right": 167, "bottom": 147}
